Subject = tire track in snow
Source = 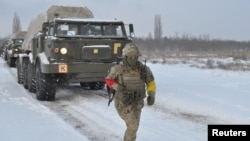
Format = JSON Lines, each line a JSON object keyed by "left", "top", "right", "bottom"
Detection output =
{"left": 41, "top": 85, "right": 123, "bottom": 141}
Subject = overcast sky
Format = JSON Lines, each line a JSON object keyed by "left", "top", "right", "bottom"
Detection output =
{"left": 0, "top": 0, "right": 249, "bottom": 41}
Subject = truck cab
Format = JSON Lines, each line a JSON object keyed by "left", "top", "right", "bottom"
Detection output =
{"left": 6, "top": 38, "right": 25, "bottom": 67}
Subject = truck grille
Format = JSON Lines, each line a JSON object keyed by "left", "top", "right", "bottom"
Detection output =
{"left": 81, "top": 45, "right": 112, "bottom": 61}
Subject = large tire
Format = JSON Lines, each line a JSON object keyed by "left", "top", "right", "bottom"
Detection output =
{"left": 17, "top": 59, "right": 23, "bottom": 84}
{"left": 80, "top": 82, "right": 88, "bottom": 87}
{"left": 6, "top": 55, "right": 10, "bottom": 65}
{"left": 89, "top": 82, "right": 105, "bottom": 90}
{"left": 8, "top": 58, "right": 16, "bottom": 67}
{"left": 23, "top": 60, "right": 28, "bottom": 89}
{"left": 35, "top": 62, "right": 56, "bottom": 101}
{"left": 80, "top": 82, "right": 104, "bottom": 90}
{"left": 4, "top": 51, "right": 7, "bottom": 61}
{"left": 27, "top": 62, "right": 36, "bottom": 93}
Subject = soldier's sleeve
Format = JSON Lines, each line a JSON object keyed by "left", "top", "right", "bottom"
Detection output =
{"left": 105, "top": 65, "right": 118, "bottom": 88}
{"left": 145, "top": 66, "right": 156, "bottom": 96}
{"left": 106, "top": 65, "right": 118, "bottom": 79}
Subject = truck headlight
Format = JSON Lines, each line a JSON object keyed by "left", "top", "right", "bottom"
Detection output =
{"left": 60, "top": 47, "right": 67, "bottom": 55}
{"left": 53, "top": 48, "right": 59, "bottom": 53}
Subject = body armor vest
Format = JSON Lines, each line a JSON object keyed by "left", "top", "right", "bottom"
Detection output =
{"left": 117, "top": 65, "right": 146, "bottom": 104}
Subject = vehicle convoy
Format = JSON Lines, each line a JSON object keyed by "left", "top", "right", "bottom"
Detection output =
{"left": 4, "top": 31, "right": 27, "bottom": 67}
{"left": 17, "top": 5, "right": 134, "bottom": 101}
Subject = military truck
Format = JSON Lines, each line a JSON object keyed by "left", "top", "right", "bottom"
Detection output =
{"left": 0, "top": 40, "right": 9, "bottom": 57}
{"left": 17, "top": 5, "right": 134, "bottom": 101}
{"left": 4, "top": 31, "right": 27, "bottom": 67}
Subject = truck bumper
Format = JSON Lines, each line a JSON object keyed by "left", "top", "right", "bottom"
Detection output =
{"left": 40, "top": 62, "right": 115, "bottom": 82}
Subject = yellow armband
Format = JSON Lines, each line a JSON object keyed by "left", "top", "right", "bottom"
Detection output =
{"left": 146, "top": 80, "right": 156, "bottom": 95}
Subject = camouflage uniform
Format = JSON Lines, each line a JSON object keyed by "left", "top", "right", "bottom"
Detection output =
{"left": 105, "top": 43, "right": 156, "bottom": 141}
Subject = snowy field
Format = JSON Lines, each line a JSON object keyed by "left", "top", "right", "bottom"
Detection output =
{"left": 0, "top": 58, "right": 250, "bottom": 141}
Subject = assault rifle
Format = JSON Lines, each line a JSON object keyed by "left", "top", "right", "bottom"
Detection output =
{"left": 107, "top": 86, "right": 115, "bottom": 106}
{"left": 140, "top": 59, "right": 147, "bottom": 83}
{"left": 116, "top": 56, "right": 123, "bottom": 64}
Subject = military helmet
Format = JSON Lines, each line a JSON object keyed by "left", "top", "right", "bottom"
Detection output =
{"left": 122, "top": 43, "right": 140, "bottom": 57}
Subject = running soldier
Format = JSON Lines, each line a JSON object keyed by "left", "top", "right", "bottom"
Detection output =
{"left": 105, "top": 43, "right": 156, "bottom": 141}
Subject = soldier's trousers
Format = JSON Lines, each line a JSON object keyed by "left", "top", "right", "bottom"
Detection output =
{"left": 115, "top": 99, "right": 144, "bottom": 141}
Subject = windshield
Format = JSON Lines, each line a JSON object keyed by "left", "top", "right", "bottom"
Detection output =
{"left": 13, "top": 39, "right": 24, "bottom": 45}
{"left": 55, "top": 22, "right": 126, "bottom": 37}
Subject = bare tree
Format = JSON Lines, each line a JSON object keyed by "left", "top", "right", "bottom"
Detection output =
{"left": 12, "top": 12, "right": 22, "bottom": 34}
{"left": 154, "top": 14, "right": 162, "bottom": 40}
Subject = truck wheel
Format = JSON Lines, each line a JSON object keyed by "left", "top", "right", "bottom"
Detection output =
{"left": 9, "top": 58, "right": 16, "bottom": 67}
{"left": 4, "top": 51, "right": 7, "bottom": 60}
{"left": 35, "top": 62, "right": 56, "bottom": 101}
{"left": 28, "top": 63, "right": 36, "bottom": 93}
{"left": 7, "top": 56, "right": 10, "bottom": 65}
{"left": 17, "top": 59, "right": 23, "bottom": 84}
{"left": 89, "top": 82, "right": 105, "bottom": 90}
{"left": 80, "top": 82, "right": 88, "bottom": 87}
{"left": 23, "top": 60, "right": 28, "bottom": 89}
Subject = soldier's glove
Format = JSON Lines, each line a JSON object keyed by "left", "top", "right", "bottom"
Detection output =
{"left": 147, "top": 93, "right": 155, "bottom": 106}
{"left": 112, "top": 83, "right": 124, "bottom": 92}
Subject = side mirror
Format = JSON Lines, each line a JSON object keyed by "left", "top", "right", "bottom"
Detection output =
{"left": 129, "top": 24, "right": 134, "bottom": 33}
{"left": 129, "top": 24, "right": 135, "bottom": 38}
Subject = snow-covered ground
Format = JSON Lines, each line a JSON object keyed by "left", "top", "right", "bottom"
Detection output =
{"left": 0, "top": 58, "right": 250, "bottom": 141}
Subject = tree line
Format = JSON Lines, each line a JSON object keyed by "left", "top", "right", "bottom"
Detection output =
{"left": 134, "top": 37, "right": 250, "bottom": 53}
{"left": 133, "top": 14, "right": 250, "bottom": 60}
